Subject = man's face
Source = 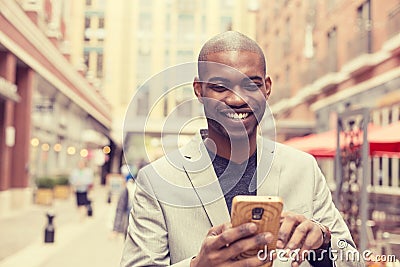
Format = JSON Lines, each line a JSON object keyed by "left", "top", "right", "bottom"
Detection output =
{"left": 194, "top": 50, "right": 271, "bottom": 141}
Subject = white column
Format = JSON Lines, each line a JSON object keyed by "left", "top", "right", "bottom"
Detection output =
{"left": 373, "top": 157, "right": 380, "bottom": 187}
{"left": 392, "top": 157, "right": 399, "bottom": 188}
{"left": 392, "top": 104, "right": 399, "bottom": 123}
{"left": 381, "top": 107, "right": 389, "bottom": 126}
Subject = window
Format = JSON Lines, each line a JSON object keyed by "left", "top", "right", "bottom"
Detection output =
{"left": 84, "top": 17, "right": 91, "bottom": 41}
{"left": 357, "top": 1, "right": 371, "bottom": 33}
{"left": 176, "top": 50, "right": 193, "bottom": 64}
{"left": 176, "top": 86, "right": 193, "bottom": 117}
{"left": 178, "top": 14, "right": 194, "bottom": 41}
{"left": 85, "top": 17, "right": 91, "bottom": 28}
{"left": 357, "top": 0, "right": 371, "bottom": 52}
{"left": 283, "top": 18, "right": 291, "bottom": 56}
{"left": 327, "top": 27, "right": 337, "bottom": 72}
{"left": 98, "top": 17, "right": 105, "bottom": 29}
{"left": 220, "top": 16, "right": 232, "bottom": 32}
{"left": 136, "top": 86, "right": 149, "bottom": 116}
{"left": 97, "top": 53, "right": 103, "bottom": 78}
{"left": 285, "top": 65, "right": 290, "bottom": 86}
{"left": 139, "top": 12, "right": 152, "bottom": 33}
{"left": 84, "top": 51, "right": 90, "bottom": 71}
{"left": 137, "top": 47, "right": 151, "bottom": 82}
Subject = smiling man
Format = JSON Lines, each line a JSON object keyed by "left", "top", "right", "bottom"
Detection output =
{"left": 120, "top": 31, "right": 363, "bottom": 267}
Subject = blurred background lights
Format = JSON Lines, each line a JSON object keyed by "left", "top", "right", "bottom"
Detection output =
{"left": 54, "top": 143, "right": 62, "bottom": 152}
{"left": 41, "top": 143, "right": 50, "bottom": 151}
{"left": 67, "top": 146, "right": 76, "bottom": 155}
{"left": 102, "top": 145, "right": 111, "bottom": 154}
{"left": 31, "top": 138, "right": 39, "bottom": 147}
{"left": 80, "top": 148, "right": 89, "bottom": 158}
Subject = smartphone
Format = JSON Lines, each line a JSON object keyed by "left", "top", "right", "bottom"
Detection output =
{"left": 231, "top": 195, "right": 283, "bottom": 265}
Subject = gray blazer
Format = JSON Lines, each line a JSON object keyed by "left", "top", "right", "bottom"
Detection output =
{"left": 121, "top": 133, "right": 363, "bottom": 267}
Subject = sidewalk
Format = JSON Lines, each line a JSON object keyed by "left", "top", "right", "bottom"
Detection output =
{"left": 0, "top": 183, "right": 125, "bottom": 267}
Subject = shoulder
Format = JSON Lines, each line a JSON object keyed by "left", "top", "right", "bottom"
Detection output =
{"left": 275, "top": 141, "right": 315, "bottom": 161}
{"left": 260, "top": 137, "right": 317, "bottom": 166}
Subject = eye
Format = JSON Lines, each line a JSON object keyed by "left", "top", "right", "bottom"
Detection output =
{"left": 208, "top": 83, "right": 228, "bottom": 92}
{"left": 243, "top": 83, "right": 261, "bottom": 91}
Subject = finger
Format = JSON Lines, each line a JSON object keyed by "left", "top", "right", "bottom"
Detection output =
{"left": 295, "top": 227, "right": 324, "bottom": 265}
{"left": 221, "top": 232, "right": 274, "bottom": 262}
{"left": 207, "top": 224, "right": 227, "bottom": 237}
{"left": 222, "top": 222, "right": 233, "bottom": 232}
{"left": 277, "top": 213, "right": 303, "bottom": 249}
{"left": 285, "top": 220, "right": 311, "bottom": 251}
{"left": 290, "top": 222, "right": 322, "bottom": 266}
{"left": 210, "top": 222, "right": 258, "bottom": 250}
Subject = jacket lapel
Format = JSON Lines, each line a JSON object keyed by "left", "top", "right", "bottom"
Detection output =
{"left": 256, "top": 135, "right": 281, "bottom": 196}
{"left": 181, "top": 133, "right": 230, "bottom": 227}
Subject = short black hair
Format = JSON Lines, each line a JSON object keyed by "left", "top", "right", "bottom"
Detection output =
{"left": 198, "top": 31, "right": 266, "bottom": 79}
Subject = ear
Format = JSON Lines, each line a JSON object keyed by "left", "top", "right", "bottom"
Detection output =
{"left": 193, "top": 77, "right": 204, "bottom": 104}
{"left": 265, "top": 76, "right": 272, "bottom": 99}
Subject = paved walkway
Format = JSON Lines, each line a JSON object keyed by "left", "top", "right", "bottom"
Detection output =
{"left": 0, "top": 184, "right": 125, "bottom": 267}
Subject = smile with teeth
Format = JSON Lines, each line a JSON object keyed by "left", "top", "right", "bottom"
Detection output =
{"left": 225, "top": 112, "right": 250, "bottom": 120}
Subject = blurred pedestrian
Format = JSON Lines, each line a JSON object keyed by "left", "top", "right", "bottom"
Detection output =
{"left": 111, "top": 160, "right": 148, "bottom": 239}
{"left": 69, "top": 159, "right": 94, "bottom": 219}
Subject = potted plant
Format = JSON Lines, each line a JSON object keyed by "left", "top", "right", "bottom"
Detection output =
{"left": 53, "top": 175, "right": 71, "bottom": 199}
{"left": 35, "top": 177, "right": 55, "bottom": 205}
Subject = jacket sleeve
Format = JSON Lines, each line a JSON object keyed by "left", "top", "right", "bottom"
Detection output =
{"left": 120, "top": 168, "right": 194, "bottom": 267}
{"left": 311, "top": 157, "right": 364, "bottom": 267}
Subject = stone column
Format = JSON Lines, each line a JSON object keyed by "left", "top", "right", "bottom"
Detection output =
{"left": 0, "top": 52, "right": 16, "bottom": 191}
{"left": 11, "top": 67, "right": 34, "bottom": 188}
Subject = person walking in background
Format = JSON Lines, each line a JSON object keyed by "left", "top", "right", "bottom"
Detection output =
{"left": 69, "top": 159, "right": 94, "bottom": 220}
{"left": 111, "top": 164, "right": 137, "bottom": 238}
{"left": 112, "top": 160, "right": 148, "bottom": 239}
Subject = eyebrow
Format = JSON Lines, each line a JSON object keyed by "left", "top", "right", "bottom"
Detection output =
{"left": 245, "top": 76, "right": 263, "bottom": 81}
{"left": 207, "top": 77, "right": 231, "bottom": 83}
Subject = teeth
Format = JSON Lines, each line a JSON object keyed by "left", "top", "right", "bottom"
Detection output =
{"left": 226, "top": 112, "right": 249, "bottom": 120}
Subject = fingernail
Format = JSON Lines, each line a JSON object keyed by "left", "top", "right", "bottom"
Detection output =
{"left": 287, "top": 242, "right": 295, "bottom": 249}
{"left": 276, "top": 240, "right": 284, "bottom": 249}
{"left": 264, "top": 233, "right": 273, "bottom": 242}
{"left": 248, "top": 223, "right": 257, "bottom": 233}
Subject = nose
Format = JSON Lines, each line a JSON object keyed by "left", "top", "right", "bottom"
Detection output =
{"left": 225, "top": 86, "right": 247, "bottom": 107}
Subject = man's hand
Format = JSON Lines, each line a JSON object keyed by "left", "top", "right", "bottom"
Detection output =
{"left": 277, "top": 211, "right": 325, "bottom": 267}
{"left": 190, "top": 222, "right": 273, "bottom": 267}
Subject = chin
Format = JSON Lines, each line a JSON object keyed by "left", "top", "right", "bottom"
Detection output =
{"left": 207, "top": 120, "right": 257, "bottom": 141}
{"left": 228, "top": 129, "right": 256, "bottom": 141}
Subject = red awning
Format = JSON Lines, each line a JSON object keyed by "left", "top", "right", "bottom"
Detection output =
{"left": 369, "top": 122, "right": 400, "bottom": 156}
{"left": 284, "top": 122, "right": 400, "bottom": 158}
{"left": 284, "top": 130, "right": 337, "bottom": 158}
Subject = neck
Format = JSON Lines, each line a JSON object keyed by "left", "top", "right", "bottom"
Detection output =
{"left": 205, "top": 130, "right": 257, "bottom": 164}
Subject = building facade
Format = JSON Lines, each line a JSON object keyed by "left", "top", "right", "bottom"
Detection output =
{"left": 0, "top": 0, "right": 112, "bottom": 216}
{"left": 69, "top": 0, "right": 259, "bottom": 164}
{"left": 256, "top": 0, "right": 400, "bottom": 140}
{"left": 255, "top": 0, "right": 400, "bottom": 209}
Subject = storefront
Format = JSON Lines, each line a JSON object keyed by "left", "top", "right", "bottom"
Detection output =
{"left": 0, "top": 1, "right": 114, "bottom": 216}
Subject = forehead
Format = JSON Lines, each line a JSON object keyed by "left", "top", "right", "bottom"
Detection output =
{"left": 200, "top": 50, "right": 264, "bottom": 80}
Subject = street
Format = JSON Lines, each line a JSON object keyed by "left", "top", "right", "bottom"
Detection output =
{"left": 0, "top": 183, "right": 125, "bottom": 267}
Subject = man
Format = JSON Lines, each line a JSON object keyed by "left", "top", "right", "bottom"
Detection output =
{"left": 121, "top": 31, "right": 362, "bottom": 267}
